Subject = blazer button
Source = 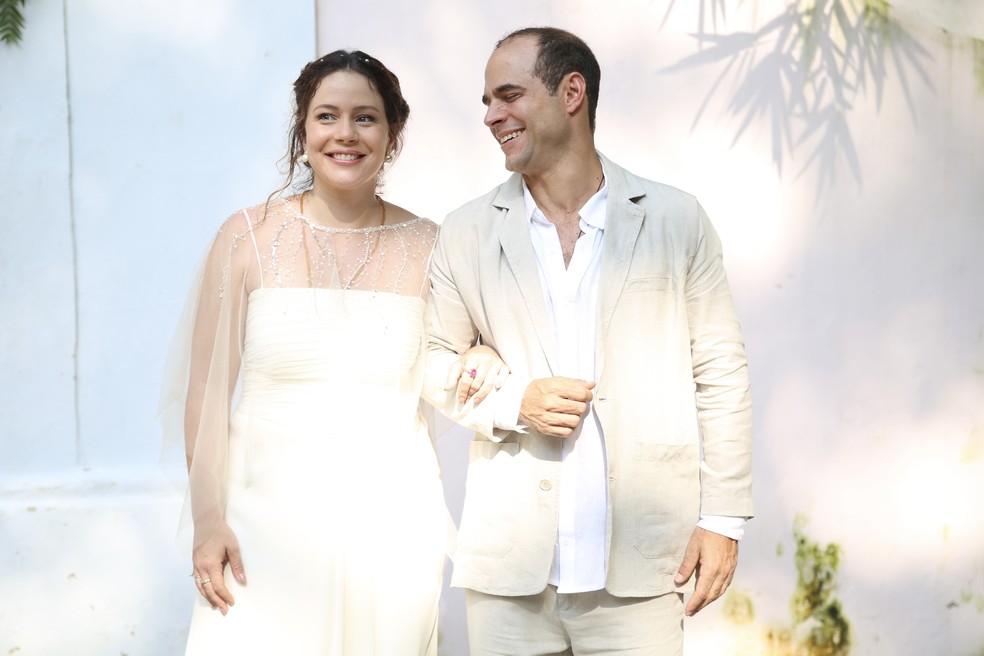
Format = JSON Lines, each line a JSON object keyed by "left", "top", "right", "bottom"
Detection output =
{"left": 539, "top": 480, "right": 552, "bottom": 491}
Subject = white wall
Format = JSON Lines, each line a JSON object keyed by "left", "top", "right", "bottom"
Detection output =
{"left": 0, "top": 1, "right": 314, "bottom": 653}
{"left": 2, "top": 0, "right": 983, "bottom": 654}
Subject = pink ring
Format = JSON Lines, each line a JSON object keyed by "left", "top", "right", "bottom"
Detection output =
{"left": 469, "top": 368, "right": 477, "bottom": 379}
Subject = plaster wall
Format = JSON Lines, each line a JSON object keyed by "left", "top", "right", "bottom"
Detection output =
{"left": 0, "top": 1, "right": 314, "bottom": 653}
{"left": 1, "top": 0, "right": 982, "bottom": 654}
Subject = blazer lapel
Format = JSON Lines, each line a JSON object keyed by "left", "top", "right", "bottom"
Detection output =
{"left": 494, "top": 176, "right": 558, "bottom": 375}
{"left": 596, "top": 157, "right": 646, "bottom": 378}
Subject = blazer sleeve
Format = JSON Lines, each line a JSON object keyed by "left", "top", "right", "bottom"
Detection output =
{"left": 421, "top": 219, "right": 501, "bottom": 439}
{"left": 686, "top": 202, "right": 754, "bottom": 518}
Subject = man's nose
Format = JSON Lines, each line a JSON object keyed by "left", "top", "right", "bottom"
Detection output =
{"left": 484, "top": 101, "right": 504, "bottom": 128}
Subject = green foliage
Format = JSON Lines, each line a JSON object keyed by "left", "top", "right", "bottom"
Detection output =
{"left": 0, "top": 0, "right": 27, "bottom": 46}
{"left": 791, "top": 521, "right": 851, "bottom": 655}
{"left": 723, "top": 589, "right": 756, "bottom": 625}
{"left": 863, "top": 0, "right": 891, "bottom": 24}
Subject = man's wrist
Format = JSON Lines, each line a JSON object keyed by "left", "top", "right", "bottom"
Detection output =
{"left": 698, "top": 514, "right": 748, "bottom": 541}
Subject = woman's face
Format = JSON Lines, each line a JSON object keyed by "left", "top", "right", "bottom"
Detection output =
{"left": 303, "top": 70, "right": 391, "bottom": 194}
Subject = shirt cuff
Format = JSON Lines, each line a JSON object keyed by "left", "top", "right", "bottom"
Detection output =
{"left": 698, "top": 515, "right": 748, "bottom": 541}
{"left": 492, "top": 375, "right": 530, "bottom": 432}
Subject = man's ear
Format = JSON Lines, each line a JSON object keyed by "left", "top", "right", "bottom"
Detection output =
{"left": 562, "top": 71, "right": 588, "bottom": 118}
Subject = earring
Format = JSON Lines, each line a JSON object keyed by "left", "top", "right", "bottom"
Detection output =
{"left": 299, "top": 152, "right": 309, "bottom": 165}
{"left": 384, "top": 153, "right": 393, "bottom": 163}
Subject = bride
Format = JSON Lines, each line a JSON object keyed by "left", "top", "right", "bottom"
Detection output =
{"left": 160, "top": 50, "right": 505, "bottom": 655}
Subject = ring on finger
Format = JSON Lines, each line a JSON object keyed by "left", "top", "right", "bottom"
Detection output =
{"left": 468, "top": 368, "right": 477, "bottom": 379}
{"left": 201, "top": 578, "right": 212, "bottom": 585}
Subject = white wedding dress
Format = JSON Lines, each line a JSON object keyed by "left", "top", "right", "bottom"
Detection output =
{"left": 165, "top": 199, "right": 447, "bottom": 655}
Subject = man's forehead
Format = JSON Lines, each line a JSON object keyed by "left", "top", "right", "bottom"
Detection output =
{"left": 490, "top": 36, "right": 538, "bottom": 66}
{"left": 486, "top": 40, "right": 538, "bottom": 83}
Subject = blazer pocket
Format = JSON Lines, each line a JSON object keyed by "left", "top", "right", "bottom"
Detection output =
{"left": 631, "top": 442, "right": 696, "bottom": 462}
{"left": 472, "top": 440, "right": 521, "bottom": 458}
{"left": 627, "top": 442, "right": 700, "bottom": 560}
{"left": 623, "top": 276, "right": 671, "bottom": 293}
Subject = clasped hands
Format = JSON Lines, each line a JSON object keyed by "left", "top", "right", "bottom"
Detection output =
{"left": 445, "top": 344, "right": 510, "bottom": 405}
{"left": 447, "top": 348, "right": 597, "bottom": 435}
{"left": 519, "top": 376, "right": 595, "bottom": 437}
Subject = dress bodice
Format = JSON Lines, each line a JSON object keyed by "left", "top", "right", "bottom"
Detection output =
{"left": 240, "top": 287, "right": 426, "bottom": 423}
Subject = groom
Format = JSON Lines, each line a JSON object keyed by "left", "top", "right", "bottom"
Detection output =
{"left": 426, "top": 27, "right": 753, "bottom": 654}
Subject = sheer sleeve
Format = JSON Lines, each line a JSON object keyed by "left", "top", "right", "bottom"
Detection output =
{"left": 159, "top": 210, "right": 256, "bottom": 549}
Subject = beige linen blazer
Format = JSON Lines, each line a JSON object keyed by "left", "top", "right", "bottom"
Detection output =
{"left": 424, "top": 154, "right": 753, "bottom": 598}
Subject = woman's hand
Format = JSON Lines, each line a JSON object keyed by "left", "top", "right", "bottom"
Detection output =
{"left": 445, "top": 344, "right": 509, "bottom": 405}
{"left": 192, "top": 521, "right": 246, "bottom": 615}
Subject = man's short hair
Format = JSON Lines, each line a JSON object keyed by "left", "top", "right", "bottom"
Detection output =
{"left": 497, "top": 27, "right": 601, "bottom": 133}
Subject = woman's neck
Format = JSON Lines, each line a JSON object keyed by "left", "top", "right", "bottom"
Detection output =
{"left": 302, "top": 186, "right": 383, "bottom": 229}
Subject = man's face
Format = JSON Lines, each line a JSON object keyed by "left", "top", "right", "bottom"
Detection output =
{"left": 482, "top": 37, "right": 569, "bottom": 176}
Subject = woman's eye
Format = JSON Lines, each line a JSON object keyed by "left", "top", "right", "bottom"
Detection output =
{"left": 356, "top": 115, "right": 376, "bottom": 123}
{"left": 317, "top": 113, "right": 335, "bottom": 121}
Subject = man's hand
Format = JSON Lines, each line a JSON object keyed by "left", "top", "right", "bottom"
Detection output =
{"left": 519, "top": 377, "right": 595, "bottom": 437}
{"left": 674, "top": 527, "right": 738, "bottom": 616}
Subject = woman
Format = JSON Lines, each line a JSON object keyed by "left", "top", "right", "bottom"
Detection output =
{"left": 161, "top": 50, "right": 503, "bottom": 655}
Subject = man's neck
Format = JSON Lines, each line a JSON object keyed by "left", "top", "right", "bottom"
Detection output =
{"left": 524, "top": 150, "right": 604, "bottom": 225}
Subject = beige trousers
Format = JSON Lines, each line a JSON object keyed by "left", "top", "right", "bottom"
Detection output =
{"left": 465, "top": 586, "right": 684, "bottom": 656}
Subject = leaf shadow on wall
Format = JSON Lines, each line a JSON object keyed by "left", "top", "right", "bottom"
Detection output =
{"left": 659, "top": 0, "right": 933, "bottom": 196}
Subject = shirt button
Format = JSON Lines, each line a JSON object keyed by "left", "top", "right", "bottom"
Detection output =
{"left": 539, "top": 480, "right": 552, "bottom": 491}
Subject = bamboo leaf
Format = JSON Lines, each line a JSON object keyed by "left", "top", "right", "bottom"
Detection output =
{"left": 0, "top": 0, "right": 28, "bottom": 46}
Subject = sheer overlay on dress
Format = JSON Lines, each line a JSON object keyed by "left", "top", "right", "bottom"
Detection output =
{"left": 158, "top": 195, "right": 440, "bottom": 549}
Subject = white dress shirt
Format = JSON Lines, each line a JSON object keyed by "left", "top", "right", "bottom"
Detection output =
{"left": 526, "top": 177, "right": 610, "bottom": 592}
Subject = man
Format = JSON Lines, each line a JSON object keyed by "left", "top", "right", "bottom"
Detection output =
{"left": 426, "top": 27, "right": 753, "bottom": 654}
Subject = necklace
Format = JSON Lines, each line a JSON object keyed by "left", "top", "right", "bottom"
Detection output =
{"left": 298, "top": 192, "right": 387, "bottom": 289}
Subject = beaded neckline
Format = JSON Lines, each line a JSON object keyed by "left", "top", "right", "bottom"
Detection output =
{"left": 221, "top": 198, "right": 438, "bottom": 296}
{"left": 295, "top": 212, "right": 427, "bottom": 233}
{"left": 286, "top": 195, "right": 422, "bottom": 234}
